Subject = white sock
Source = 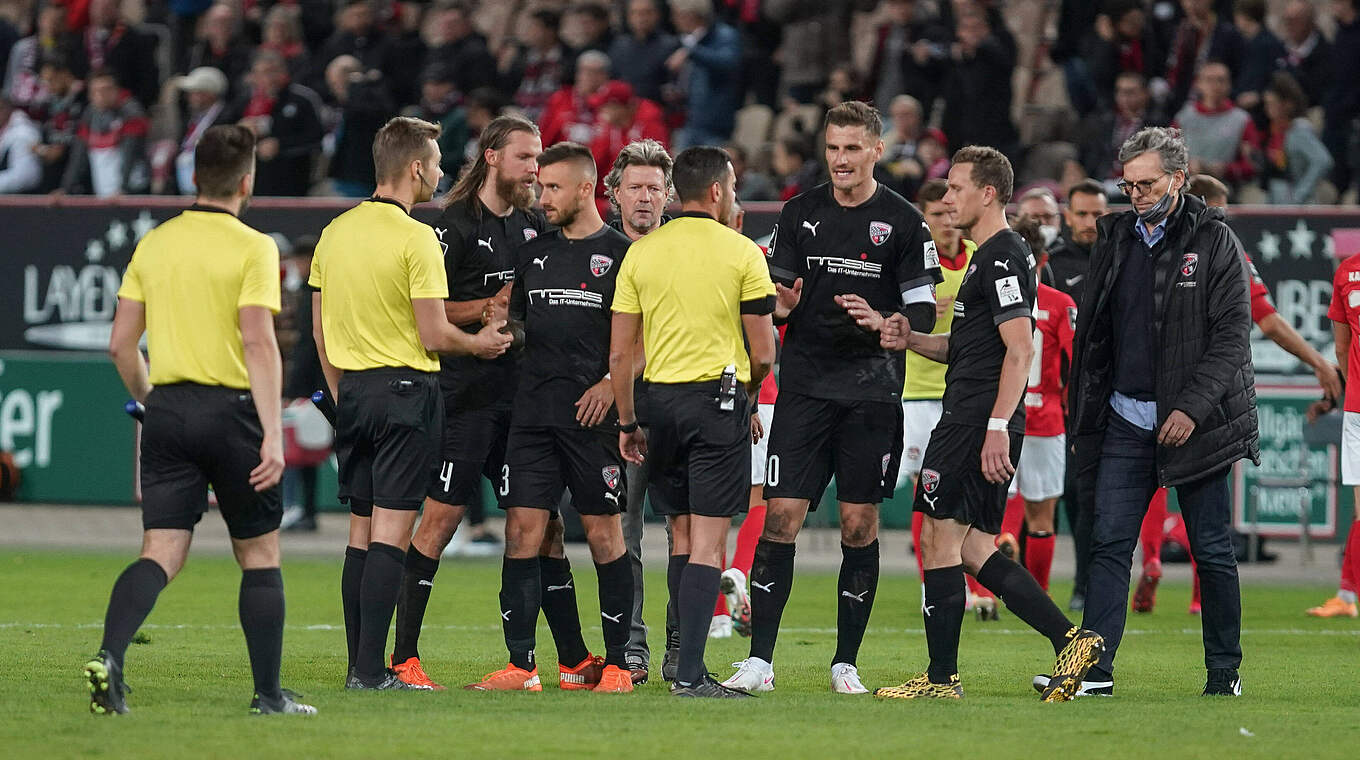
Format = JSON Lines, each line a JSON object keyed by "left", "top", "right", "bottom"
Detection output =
{"left": 1338, "top": 590, "right": 1358, "bottom": 605}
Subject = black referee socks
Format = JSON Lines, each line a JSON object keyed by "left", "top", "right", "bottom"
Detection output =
{"left": 500, "top": 556, "right": 541, "bottom": 671}
{"left": 100, "top": 557, "right": 168, "bottom": 668}
{"left": 341, "top": 546, "right": 367, "bottom": 669}
{"left": 832, "top": 540, "right": 880, "bottom": 667}
{"left": 923, "top": 565, "right": 966, "bottom": 683}
{"left": 975, "top": 552, "right": 1074, "bottom": 654}
{"left": 665, "top": 553, "right": 689, "bottom": 651}
{"left": 239, "top": 568, "right": 284, "bottom": 703}
{"left": 594, "top": 554, "right": 634, "bottom": 668}
{"left": 393, "top": 545, "right": 440, "bottom": 664}
{"left": 749, "top": 539, "right": 795, "bottom": 663}
{"left": 539, "top": 556, "right": 590, "bottom": 667}
{"left": 355, "top": 542, "right": 405, "bottom": 679}
{"left": 675, "top": 562, "right": 722, "bottom": 686}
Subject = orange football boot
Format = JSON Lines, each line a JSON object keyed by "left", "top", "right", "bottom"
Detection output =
{"left": 391, "top": 656, "right": 446, "bottom": 691}
{"left": 1306, "top": 597, "right": 1359, "bottom": 618}
{"left": 558, "top": 654, "right": 605, "bottom": 690}
{"left": 592, "top": 664, "right": 635, "bottom": 693}
{"left": 464, "top": 664, "right": 542, "bottom": 691}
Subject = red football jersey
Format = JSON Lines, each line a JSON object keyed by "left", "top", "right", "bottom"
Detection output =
{"left": 1245, "top": 253, "right": 1276, "bottom": 324}
{"left": 758, "top": 324, "right": 787, "bottom": 405}
{"left": 1328, "top": 252, "right": 1360, "bottom": 414}
{"left": 1024, "top": 283, "right": 1076, "bottom": 437}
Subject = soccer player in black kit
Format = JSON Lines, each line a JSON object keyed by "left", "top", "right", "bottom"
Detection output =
{"left": 465, "top": 142, "right": 637, "bottom": 693}
{"left": 386, "top": 115, "right": 548, "bottom": 689}
{"left": 851, "top": 146, "right": 1104, "bottom": 701}
{"left": 726, "top": 101, "right": 942, "bottom": 695}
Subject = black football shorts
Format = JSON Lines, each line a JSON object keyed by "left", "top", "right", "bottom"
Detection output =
{"left": 912, "top": 422, "right": 1023, "bottom": 535}
{"left": 646, "top": 382, "right": 751, "bottom": 518}
{"left": 427, "top": 405, "right": 512, "bottom": 506}
{"left": 335, "top": 369, "right": 442, "bottom": 515}
{"left": 502, "top": 425, "right": 626, "bottom": 515}
{"left": 762, "top": 391, "right": 904, "bottom": 506}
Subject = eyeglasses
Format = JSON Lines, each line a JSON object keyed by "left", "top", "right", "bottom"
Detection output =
{"left": 1117, "top": 173, "right": 1169, "bottom": 197}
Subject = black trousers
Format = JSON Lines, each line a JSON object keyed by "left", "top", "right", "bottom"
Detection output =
{"left": 1081, "top": 413, "right": 1243, "bottom": 680}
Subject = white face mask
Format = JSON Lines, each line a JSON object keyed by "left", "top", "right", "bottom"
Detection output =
{"left": 1039, "top": 224, "right": 1059, "bottom": 248}
{"left": 283, "top": 263, "right": 303, "bottom": 292}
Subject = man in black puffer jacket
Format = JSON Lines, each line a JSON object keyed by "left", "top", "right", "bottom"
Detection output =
{"left": 1066, "top": 127, "right": 1259, "bottom": 698}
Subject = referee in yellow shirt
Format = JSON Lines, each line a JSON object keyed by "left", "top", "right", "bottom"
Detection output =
{"left": 86, "top": 125, "right": 315, "bottom": 716}
{"left": 309, "top": 117, "right": 512, "bottom": 690}
{"left": 609, "top": 146, "right": 776, "bottom": 698}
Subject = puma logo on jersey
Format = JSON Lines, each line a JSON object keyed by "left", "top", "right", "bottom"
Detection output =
{"left": 802, "top": 220, "right": 821, "bottom": 236}
{"left": 532, "top": 255, "right": 549, "bottom": 269}
{"left": 546, "top": 580, "right": 574, "bottom": 592}
{"left": 841, "top": 590, "right": 869, "bottom": 602}
{"left": 604, "top": 492, "right": 620, "bottom": 506}
{"left": 752, "top": 580, "right": 775, "bottom": 593}
{"left": 923, "top": 493, "right": 939, "bottom": 511}
{"left": 601, "top": 611, "right": 623, "bottom": 623}
{"left": 993, "top": 259, "right": 1011, "bottom": 271}
{"left": 477, "top": 237, "right": 494, "bottom": 252}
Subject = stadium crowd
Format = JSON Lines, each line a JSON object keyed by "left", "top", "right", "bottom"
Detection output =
{"left": 1, "top": 0, "right": 1359, "bottom": 204}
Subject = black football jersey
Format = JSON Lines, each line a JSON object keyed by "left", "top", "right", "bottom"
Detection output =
{"left": 509, "top": 224, "right": 631, "bottom": 428}
{"left": 430, "top": 199, "right": 547, "bottom": 410}
{"left": 939, "top": 228, "right": 1037, "bottom": 432}
{"left": 767, "top": 182, "right": 942, "bottom": 403}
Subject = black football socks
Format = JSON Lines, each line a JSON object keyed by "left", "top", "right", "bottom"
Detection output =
{"left": 355, "top": 542, "right": 405, "bottom": 679}
{"left": 923, "top": 565, "right": 966, "bottom": 683}
{"left": 239, "top": 568, "right": 285, "bottom": 702}
{"left": 594, "top": 554, "right": 635, "bottom": 668}
{"left": 341, "top": 546, "right": 367, "bottom": 669}
{"left": 832, "top": 540, "right": 880, "bottom": 667}
{"left": 675, "top": 562, "right": 722, "bottom": 687}
{"left": 99, "top": 558, "right": 168, "bottom": 669}
{"left": 539, "top": 556, "right": 590, "bottom": 667}
{"left": 392, "top": 544, "right": 439, "bottom": 664}
{"left": 748, "top": 539, "right": 795, "bottom": 663}
{"left": 501, "top": 556, "right": 541, "bottom": 671}
{"left": 975, "top": 552, "right": 1073, "bottom": 653}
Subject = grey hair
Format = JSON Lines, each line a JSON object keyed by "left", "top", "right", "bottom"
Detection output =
{"left": 670, "top": 0, "right": 714, "bottom": 20}
{"left": 577, "top": 50, "right": 611, "bottom": 71}
{"left": 889, "top": 94, "right": 921, "bottom": 114}
{"left": 604, "top": 138, "right": 675, "bottom": 210}
{"left": 1117, "top": 126, "right": 1189, "bottom": 174}
{"left": 1018, "top": 186, "right": 1058, "bottom": 206}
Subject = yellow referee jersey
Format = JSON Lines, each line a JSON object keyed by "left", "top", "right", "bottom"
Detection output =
{"left": 612, "top": 212, "right": 775, "bottom": 384}
{"left": 116, "top": 206, "right": 280, "bottom": 389}
{"left": 309, "top": 199, "right": 449, "bottom": 373}
{"left": 902, "top": 238, "right": 975, "bottom": 400}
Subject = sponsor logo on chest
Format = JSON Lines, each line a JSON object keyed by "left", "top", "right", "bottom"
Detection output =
{"left": 528, "top": 287, "right": 604, "bottom": 308}
{"left": 807, "top": 254, "right": 882, "bottom": 278}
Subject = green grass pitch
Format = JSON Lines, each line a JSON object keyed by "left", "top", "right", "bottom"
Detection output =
{"left": 2, "top": 550, "right": 1357, "bottom": 758}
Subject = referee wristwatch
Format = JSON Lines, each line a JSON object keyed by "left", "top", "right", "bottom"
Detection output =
{"left": 619, "top": 420, "right": 640, "bottom": 434}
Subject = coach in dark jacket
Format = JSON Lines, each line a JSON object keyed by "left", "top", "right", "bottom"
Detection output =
{"left": 1068, "top": 126, "right": 1258, "bottom": 697}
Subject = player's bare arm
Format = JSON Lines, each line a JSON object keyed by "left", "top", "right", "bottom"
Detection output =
{"left": 982, "top": 316, "right": 1033, "bottom": 484}
{"left": 1258, "top": 311, "right": 1343, "bottom": 401}
{"left": 773, "top": 277, "right": 803, "bottom": 320}
{"left": 240, "top": 304, "right": 285, "bottom": 492}
{"left": 413, "top": 297, "right": 511, "bottom": 358}
{"left": 311, "top": 291, "right": 341, "bottom": 399}
{"left": 108, "top": 297, "right": 152, "bottom": 403}
{"left": 608, "top": 311, "right": 647, "bottom": 464}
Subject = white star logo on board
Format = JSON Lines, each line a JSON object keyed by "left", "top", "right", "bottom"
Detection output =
{"left": 106, "top": 220, "right": 128, "bottom": 250}
{"left": 85, "top": 239, "right": 106, "bottom": 263}
{"left": 132, "top": 211, "right": 156, "bottom": 242}
{"left": 1287, "top": 220, "right": 1316, "bottom": 259}
{"left": 1257, "top": 230, "right": 1281, "bottom": 263}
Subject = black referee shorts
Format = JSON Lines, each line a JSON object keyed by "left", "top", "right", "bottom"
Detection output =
{"left": 336, "top": 368, "right": 442, "bottom": 515}
{"left": 427, "top": 405, "right": 511, "bottom": 506}
{"left": 762, "top": 391, "right": 904, "bottom": 506}
{"left": 912, "top": 422, "right": 1023, "bottom": 535}
{"left": 646, "top": 382, "right": 750, "bottom": 519}
{"left": 503, "top": 425, "right": 626, "bottom": 515}
{"left": 139, "top": 384, "right": 281, "bottom": 539}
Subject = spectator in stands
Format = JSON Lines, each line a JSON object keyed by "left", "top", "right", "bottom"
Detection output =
{"left": 383, "top": 1, "right": 429, "bottom": 109}
{"left": 1165, "top": 0, "right": 1243, "bottom": 114}
{"left": 188, "top": 3, "right": 252, "bottom": 103}
{"left": 458, "top": 86, "right": 506, "bottom": 166}
{"left": 1079, "top": 71, "right": 1166, "bottom": 186}
{"left": 1256, "top": 72, "right": 1333, "bottom": 204}
{"left": 72, "top": 0, "right": 160, "bottom": 108}
{"left": 587, "top": 80, "right": 667, "bottom": 211}
{"left": 608, "top": 0, "right": 678, "bottom": 104}
{"left": 1174, "top": 61, "right": 1257, "bottom": 186}
{"left": 1017, "top": 187, "right": 1062, "bottom": 250}
{"left": 260, "top": 4, "right": 312, "bottom": 85}
{"left": 424, "top": 1, "right": 496, "bottom": 99}
{"left": 410, "top": 62, "right": 467, "bottom": 189}
{"left": 540, "top": 49, "right": 609, "bottom": 146}
{"left": 667, "top": 0, "right": 741, "bottom": 148}
{"left": 867, "top": 0, "right": 949, "bottom": 124}
{"left": 880, "top": 93, "right": 929, "bottom": 199}
{"left": 32, "top": 54, "right": 84, "bottom": 192}
{"left": 59, "top": 68, "right": 149, "bottom": 196}
{"left": 940, "top": 6, "right": 1018, "bottom": 159}
{"left": 817, "top": 64, "right": 861, "bottom": 112}
{"left": 226, "top": 50, "right": 323, "bottom": 196}
{"left": 1083, "top": 0, "right": 1167, "bottom": 111}
{"left": 564, "top": 2, "right": 614, "bottom": 57}
{"left": 0, "top": 93, "right": 42, "bottom": 193}
{"left": 773, "top": 132, "right": 820, "bottom": 201}
{"left": 766, "top": 0, "right": 856, "bottom": 105}
{"left": 324, "top": 54, "right": 392, "bottom": 197}
{"left": 1229, "top": 0, "right": 1284, "bottom": 115}
{"left": 168, "top": 0, "right": 213, "bottom": 74}
{"left": 313, "top": 0, "right": 389, "bottom": 93}
{"left": 915, "top": 126, "right": 951, "bottom": 181}
{"left": 4, "top": 2, "right": 68, "bottom": 113}
{"left": 499, "top": 8, "right": 569, "bottom": 123}
{"left": 168, "top": 66, "right": 228, "bottom": 194}
{"left": 1323, "top": 0, "right": 1360, "bottom": 201}
{"left": 719, "top": 0, "right": 782, "bottom": 108}
{"left": 727, "top": 141, "right": 777, "bottom": 202}
{"left": 1277, "top": 0, "right": 1330, "bottom": 109}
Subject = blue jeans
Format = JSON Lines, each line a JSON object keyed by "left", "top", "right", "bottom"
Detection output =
{"left": 1082, "top": 413, "right": 1242, "bottom": 680}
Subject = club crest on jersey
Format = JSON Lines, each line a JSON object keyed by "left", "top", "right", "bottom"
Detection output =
{"left": 1180, "top": 252, "right": 1198, "bottom": 277}
{"left": 523, "top": 228, "right": 538, "bottom": 241}
{"left": 921, "top": 469, "right": 940, "bottom": 493}
{"left": 602, "top": 465, "right": 621, "bottom": 490}
{"left": 869, "top": 221, "right": 893, "bottom": 246}
{"left": 590, "top": 254, "right": 614, "bottom": 277}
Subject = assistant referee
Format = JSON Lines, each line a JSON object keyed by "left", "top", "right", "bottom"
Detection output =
{"left": 609, "top": 146, "right": 776, "bottom": 699}
{"left": 310, "top": 116, "right": 512, "bottom": 690}
{"left": 87, "top": 125, "right": 314, "bottom": 716}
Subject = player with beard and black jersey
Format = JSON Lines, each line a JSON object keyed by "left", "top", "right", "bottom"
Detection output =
{"left": 856, "top": 146, "right": 1103, "bottom": 702}
{"left": 466, "top": 142, "right": 638, "bottom": 693}
{"left": 726, "top": 101, "right": 941, "bottom": 696}
{"left": 386, "top": 115, "right": 549, "bottom": 690}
